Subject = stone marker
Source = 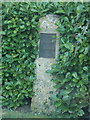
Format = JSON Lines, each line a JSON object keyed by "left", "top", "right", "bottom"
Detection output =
{"left": 31, "top": 14, "right": 59, "bottom": 114}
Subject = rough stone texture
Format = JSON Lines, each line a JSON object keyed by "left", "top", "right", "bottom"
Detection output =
{"left": 31, "top": 58, "right": 56, "bottom": 114}
{"left": 39, "top": 14, "right": 59, "bottom": 33}
{"left": 31, "top": 14, "right": 59, "bottom": 114}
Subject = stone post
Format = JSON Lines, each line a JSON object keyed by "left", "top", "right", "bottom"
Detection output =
{"left": 31, "top": 14, "right": 59, "bottom": 114}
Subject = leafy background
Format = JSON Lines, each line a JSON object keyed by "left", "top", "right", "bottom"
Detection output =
{"left": 2, "top": 2, "right": 40, "bottom": 109}
{"left": 2, "top": 2, "right": 90, "bottom": 118}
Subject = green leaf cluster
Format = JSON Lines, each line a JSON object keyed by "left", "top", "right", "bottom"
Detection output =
{"left": 48, "top": 2, "right": 90, "bottom": 118}
{"left": 2, "top": 2, "right": 40, "bottom": 109}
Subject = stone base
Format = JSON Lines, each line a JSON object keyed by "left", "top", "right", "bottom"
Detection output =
{"left": 31, "top": 58, "right": 56, "bottom": 114}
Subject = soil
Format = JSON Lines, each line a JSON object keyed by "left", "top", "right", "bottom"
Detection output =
{"left": 2, "top": 104, "right": 31, "bottom": 113}
{"left": 16, "top": 104, "right": 31, "bottom": 113}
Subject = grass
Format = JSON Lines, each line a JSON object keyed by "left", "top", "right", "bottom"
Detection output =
{"left": 2, "top": 109, "right": 54, "bottom": 118}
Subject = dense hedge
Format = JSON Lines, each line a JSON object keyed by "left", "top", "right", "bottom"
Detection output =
{"left": 49, "top": 2, "right": 90, "bottom": 118}
{"left": 2, "top": 2, "right": 40, "bottom": 109}
{"left": 2, "top": 2, "right": 90, "bottom": 118}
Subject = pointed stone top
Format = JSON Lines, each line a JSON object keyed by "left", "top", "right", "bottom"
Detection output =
{"left": 39, "top": 14, "right": 59, "bottom": 33}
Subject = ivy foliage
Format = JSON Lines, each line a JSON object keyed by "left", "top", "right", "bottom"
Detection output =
{"left": 2, "top": 2, "right": 40, "bottom": 109}
{"left": 2, "top": 2, "right": 90, "bottom": 118}
{"left": 48, "top": 2, "right": 90, "bottom": 118}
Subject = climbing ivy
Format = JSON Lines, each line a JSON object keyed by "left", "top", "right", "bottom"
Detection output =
{"left": 2, "top": 2, "right": 90, "bottom": 118}
{"left": 2, "top": 2, "right": 40, "bottom": 109}
{"left": 48, "top": 2, "right": 90, "bottom": 118}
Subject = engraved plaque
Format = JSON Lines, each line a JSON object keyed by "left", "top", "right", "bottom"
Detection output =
{"left": 39, "top": 33, "right": 56, "bottom": 58}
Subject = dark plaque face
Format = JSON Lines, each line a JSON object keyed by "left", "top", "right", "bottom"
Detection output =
{"left": 39, "top": 33, "right": 56, "bottom": 58}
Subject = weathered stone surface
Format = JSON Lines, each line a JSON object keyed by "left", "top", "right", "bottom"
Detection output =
{"left": 39, "top": 14, "right": 59, "bottom": 33}
{"left": 31, "top": 14, "right": 59, "bottom": 114}
{"left": 31, "top": 58, "right": 56, "bottom": 114}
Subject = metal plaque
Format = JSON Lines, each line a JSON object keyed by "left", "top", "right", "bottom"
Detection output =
{"left": 39, "top": 33, "right": 56, "bottom": 58}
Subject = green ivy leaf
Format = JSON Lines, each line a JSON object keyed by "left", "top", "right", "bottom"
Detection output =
{"left": 51, "top": 95, "right": 59, "bottom": 101}
{"left": 72, "top": 72, "right": 79, "bottom": 79}
{"left": 64, "top": 42, "right": 74, "bottom": 52}
{"left": 55, "top": 9, "right": 65, "bottom": 14}
{"left": 83, "top": 66, "right": 88, "bottom": 71}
